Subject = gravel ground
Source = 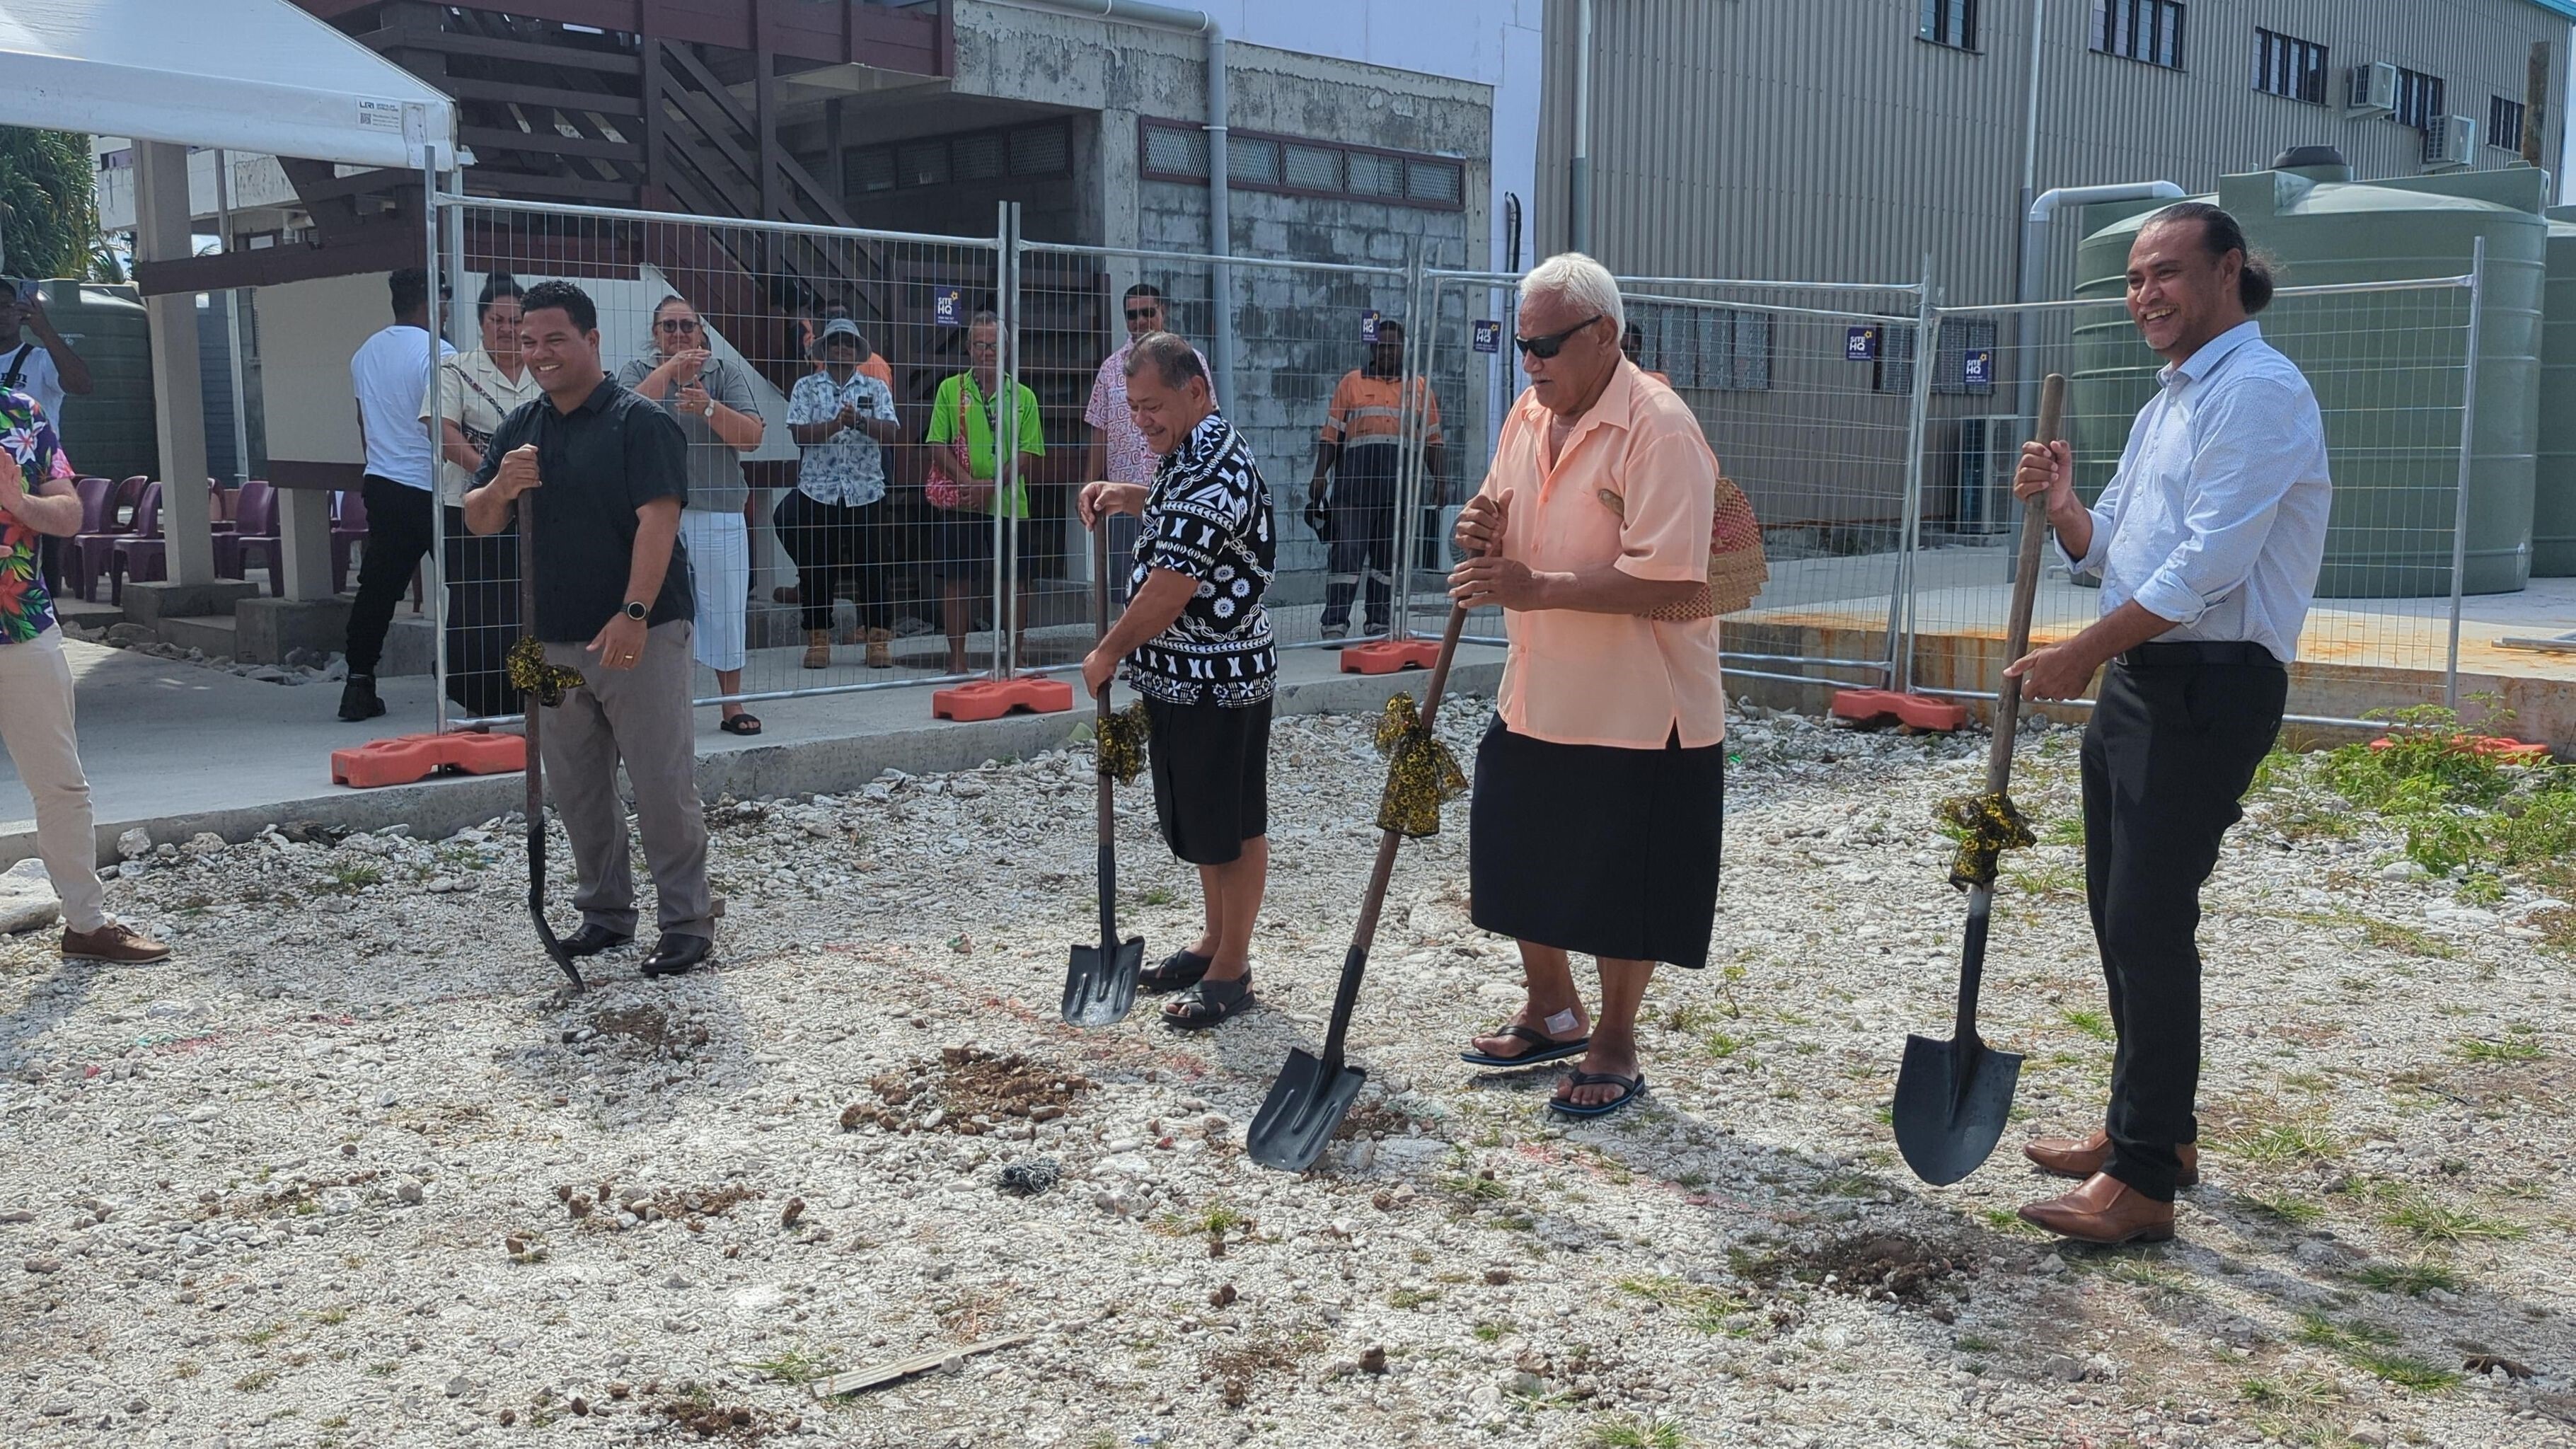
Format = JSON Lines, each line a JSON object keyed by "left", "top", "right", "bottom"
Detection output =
{"left": 3, "top": 700, "right": 2571, "bottom": 1449}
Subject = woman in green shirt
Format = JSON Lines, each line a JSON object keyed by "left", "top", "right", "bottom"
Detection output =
{"left": 924, "top": 310, "right": 1045, "bottom": 674}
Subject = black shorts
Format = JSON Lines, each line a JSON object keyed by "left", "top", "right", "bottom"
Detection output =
{"left": 1143, "top": 695, "right": 1272, "bottom": 865}
{"left": 929, "top": 508, "right": 1032, "bottom": 584}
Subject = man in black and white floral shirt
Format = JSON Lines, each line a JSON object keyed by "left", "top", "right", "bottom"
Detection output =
{"left": 1078, "top": 333, "right": 1276, "bottom": 1030}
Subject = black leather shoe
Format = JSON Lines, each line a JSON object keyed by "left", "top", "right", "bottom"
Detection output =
{"left": 640, "top": 933, "right": 712, "bottom": 977}
{"left": 560, "top": 923, "right": 632, "bottom": 958}
{"left": 337, "top": 674, "right": 386, "bottom": 722}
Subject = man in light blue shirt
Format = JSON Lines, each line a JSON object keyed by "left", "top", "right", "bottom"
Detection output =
{"left": 2005, "top": 202, "right": 2330, "bottom": 1247}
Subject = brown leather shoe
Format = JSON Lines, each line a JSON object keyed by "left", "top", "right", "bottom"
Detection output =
{"left": 62, "top": 922, "right": 171, "bottom": 964}
{"left": 802, "top": 630, "right": 831, "bottom": 669}
{"left": 864, "top": 626, "right": 892, "bottom": 669}
{"left": 2018, "top": 1171, "right": 2176, "bottom": 1245}
{"left": 2023, "top": 1128, "right": 2198, "bottom": 1188}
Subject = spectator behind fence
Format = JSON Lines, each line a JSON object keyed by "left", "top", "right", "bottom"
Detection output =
{"left": 783, "top": 318, "right": 902, "bottom": 670}
{"left": 466, "top": 279, "right": 712, "bottom": 978}
{"left": 0, "top": 388, "right": 168, "bottom": 965}
{"left": 0, "top": 280, "right": 93, "bottom": 599}
{"left": 1084, "top": 283, "right": 1215, "bottom": 604}
{"left": 620, "top": 295, "right": 765, "bottom": 736}
{"left": 1310, "top": 320, "right": 1444, "bottom": 640}
{"left": 924, "top": 309, "right": 1045, "bottom": 676}
{"left": 809, "top": 300, "right": 896, "bottom": 391}
{"left": 339, "top": 267, "right": 457, "bottom": 722}
{"left": 424, "top": 273, "right": 541, "bottom": 719}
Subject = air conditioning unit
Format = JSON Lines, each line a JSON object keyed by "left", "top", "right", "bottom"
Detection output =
{"left": 2347, "top": 62, "right": 2398, "bottom": 117}
{"left": 1950, "top": 416, "right": 2023, "bottom": 536}
{"left": 2424, "top": 114, "right": 2477, "bottom": 171}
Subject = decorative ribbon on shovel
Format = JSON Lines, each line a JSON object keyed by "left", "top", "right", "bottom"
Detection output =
{"left": 1092, "top": 701, "right": 1151, "bottom": 787}
{"left": 505, "top": 637, "right": 587, "bottom": 710}
{"left": 1936, "top": 790, "right": 2037, "bottom": 891}
{"left": 1372, "top": 693, "right": 1466, "bottom": 839}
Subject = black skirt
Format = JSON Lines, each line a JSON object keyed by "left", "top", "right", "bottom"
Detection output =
{"left": 1468, "top": 715, "right": 1725, "bottom": 969}
{"left": 1143, "top": 695, "right": 1272, "bottom": 865}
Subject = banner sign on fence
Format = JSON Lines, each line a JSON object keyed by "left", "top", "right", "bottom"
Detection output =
{"left": 1361, "top": 309, "right": 1382, "bottom": 343}
{"left": 1472, "top": 320, "right": 1501, "bottom": 354}
{"left": 1846, "top": 325, "right": 1878, "bottom": 362}
{"left": 934, "top": 287, "right": 966, "bottom": 328}
{"left": 1963, "top": 348, "right": 1992, "bottom": 388}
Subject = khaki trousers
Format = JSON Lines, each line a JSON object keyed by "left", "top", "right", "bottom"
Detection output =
{"left": 0, "top": 628, "right": 106, "bottom": 933}
{"left": 538, "top": 620, "right": 713, "bottom": 940}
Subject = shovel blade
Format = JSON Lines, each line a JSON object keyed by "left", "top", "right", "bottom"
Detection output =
{"left": 527, "top": 885, "right": 584, "bottom": 993}
{"left": 1061, "top": 935, "right": 1144, "bottom": 1027}
{"left": 1246, "top": 1047, "right": 1368, "bottom": 1174}
{"left": 1892, "top": 1032, "right": 2024, "bottom": 1187}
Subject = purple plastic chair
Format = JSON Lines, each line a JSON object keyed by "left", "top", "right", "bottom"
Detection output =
{"left": 212, "top": 480, "right": 281, "bottom": 596}
{"left": 108, "top": 483, "right": 166, "bottom": 605}
{"left": 67, "top": 475, "right": 148, "bottom": 603}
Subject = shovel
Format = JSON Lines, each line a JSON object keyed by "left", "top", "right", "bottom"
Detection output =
{"left": 1248, "top": 605, "right": 1469, "bottom": 1172}
{"left": 514, "top": 493, "right": 583, "bottom": 993}
{"left": 1062, "top": 526, "right": 1143, "bottom": 1027}
{"left": 1892, "top": 373, "right": 2065, "bottom": 1185}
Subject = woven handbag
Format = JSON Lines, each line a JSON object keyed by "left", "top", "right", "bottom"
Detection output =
{"left": 1595, "top": 475, "right": 1768, "bottom": 621}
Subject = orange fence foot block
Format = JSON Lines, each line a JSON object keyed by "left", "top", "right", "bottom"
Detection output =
{"left": 1829, "top": 688, "right": 1969, "bottom": 734}
{"left": 931, "top": 676, "right": 1076, "bottom": 722}
{"left": 1339, "top": 640, "right": 1443, "bottom": 675}
{"left": 330, "top": 732, "right": 527, "bottom": 789}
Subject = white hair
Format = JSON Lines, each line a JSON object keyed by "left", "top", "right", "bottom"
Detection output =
{"left": 1520, "top": 252, "right": 1624, "bottom": 333}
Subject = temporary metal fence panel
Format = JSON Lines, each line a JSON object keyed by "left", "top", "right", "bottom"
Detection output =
{"left": 1016, "top": 241, "right": 1416, "bottom": 659}
{"left": 428, "top": 192, "right": 1016, "bottom": 729}
{"left": 1421, "top": 268, "right": 1931, "bottom": 692}
{"left": 1914, "top": 273, "right": 2480, "bottom": 727}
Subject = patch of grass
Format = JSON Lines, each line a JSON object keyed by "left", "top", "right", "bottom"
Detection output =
{"left": 2226, "top": 1118, "right": 2343, "bottom": 1165}
{"left": 1615, "top": 1276, "right": 1745, "bottom": 1334}
{"left": 315, "top": 1307, "right": 347, "bottom": 1326}
{"left": 241, "top": 1322, "right": 284, "bottom": 1346}
{"left": 2240, "top": 1372, "right": 2341, "bottom": 1410}
{"left": 2042, "top": 816, "right": 2086, "bottom": 846}
{"left": 2350, "top": 1349, "right": 2462, "bottom": 1392}
{"left": 1586, "top": 1416, "right": 1687, "bottom": 1449}
{"left": 2004, "top": 858, "right": 2085, "bottom": 900}
{"left": 2377, "top": 1194, "right": 2526, "bottom": 1245}
{"left": 173, "top": 1361, "right": 201, "bottom": 1380}
{"left": 2089, "top": 1255, "right": 2201, "bottom": 1300}
{"left": 1955, "top": 1334, "right": 1998, "bottom": 1354}
{"left": 2239, "top": 1191, "right": 2326, "bottom": 1227}
{"left": 1135, "top": 885, "right": 1175, "bottom": 907}
{"left": 2451, "top": 1029, "right": 2544, "bottom": 1064}
{"left": 741, "top": 1347, "right": 839, "bottom": 1386}
{"left": 320, "top": 860, "right": 383, "bottom": 893}
{"left": 2294, "top": 1312, "right": 2398, "bottom": 1352}
{"left": 2350, "top": 1259, "right": 2466, "bottom": 1298}
{"left": 1386, "top": 1286, "right": 1440, "bottom": 1310}
{"left": 1702, "top": 1030, "right": 1751, "bottom": 1061}
{"left": 232, "top": 1369, "right": 277, "bottom": 1392}
{"left": 1471, "top": 1320, "right": 1511, "bottom": 1343}
{"left": 1439, "top": 1172, "right": 1510, "bottom": 1205}
{"left": 363, "top": 1362, "right": 398, "bottom": 1378}
{"left": 2058, "top": 1007, "right": 2113, "bottom": 1042}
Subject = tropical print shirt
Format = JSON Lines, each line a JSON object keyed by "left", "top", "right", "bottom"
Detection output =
{"left": 0, "top": 390, "right": 62, "bottom": 645}
{"left": 1125, "top": 411, "right": 1276, "bottom": 707}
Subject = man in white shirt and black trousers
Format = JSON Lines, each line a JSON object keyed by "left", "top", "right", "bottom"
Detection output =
{"left": 340, "top": 267, "right": 455, "bottom": 722}
{"left": 2006, "top": 201, "right": 2330, "bottom": 1247}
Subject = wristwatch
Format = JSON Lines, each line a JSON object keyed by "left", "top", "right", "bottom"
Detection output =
{"left": 623, "top": 600, "right": 649, "bottom": 622}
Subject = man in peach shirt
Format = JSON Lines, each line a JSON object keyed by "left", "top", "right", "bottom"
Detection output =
{"left": 1448, "top": 253, "right": 1727, "bottom": 1119}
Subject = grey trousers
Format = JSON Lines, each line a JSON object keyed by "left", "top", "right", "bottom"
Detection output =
{"left": 538, "top": 620, "right": 714, "bottom": 940}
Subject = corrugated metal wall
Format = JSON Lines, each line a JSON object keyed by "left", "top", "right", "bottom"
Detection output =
{"left": 1537, "top": 0, "right": 2565, "bottom": 301}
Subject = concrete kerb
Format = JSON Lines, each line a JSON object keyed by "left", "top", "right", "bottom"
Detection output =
{"left": 7, "top": 657, "right": 1504, "bottom": 870}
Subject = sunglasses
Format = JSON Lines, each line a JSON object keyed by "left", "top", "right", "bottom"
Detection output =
{"left": 1514, "top": 315, "right": 1604, "bottom": 359}
{"left": 657, "top": 318, "right": 701, "bottom": 334}
{"left": 1124, "top": 307, "right": 1160, "bottom": 322}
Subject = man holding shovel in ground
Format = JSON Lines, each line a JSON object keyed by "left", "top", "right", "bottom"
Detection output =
{"left": 1078, "top": 332, "right": 1277, "bottom": 1030}
{"left": 2006, "top": 202, "right": 2330, "bottom": 1245}
{"left": 464, "top": 280, "right": 716, "bottom": 980}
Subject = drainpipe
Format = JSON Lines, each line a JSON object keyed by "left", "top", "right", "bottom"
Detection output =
{"left": 1569, "top": 0, "right": 1592, "bottom": 255}
{"left": 1000, "top": 0, "right": 1232, "bottom": 403}
{"left": 2015, "top": 180, "right": 2184, "bottom": 425}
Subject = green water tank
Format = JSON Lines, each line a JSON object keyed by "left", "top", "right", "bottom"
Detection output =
{"left": 2071, "top": 150, "right": 2543, "bottom": 598}
{"left": 34, "top": 280, "right": 158, "bottom": 483}
{"left": 2533, "top": 207, "right": 2576, "bottom": 577}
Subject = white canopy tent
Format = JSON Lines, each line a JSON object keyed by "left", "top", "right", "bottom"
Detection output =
{"left": 0, "top": 0, "right": 458, "bottom": 598}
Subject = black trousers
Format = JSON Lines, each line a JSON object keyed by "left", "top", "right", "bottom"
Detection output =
{"left": 2081, "top": 647, "right": 2287, "bottom": 1202}
{"left": 1322, "top": 446, "right": 1400, "bottom": 631}
{"left": 342, "top": 475, "right": 437, "bottom": 676}
{"left": 773, "top": 489, "right": 892, "bottom": 634}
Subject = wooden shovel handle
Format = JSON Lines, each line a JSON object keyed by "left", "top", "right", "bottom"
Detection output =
{"left": 1985, "top": 374, "right": 2064, "bottom": 793}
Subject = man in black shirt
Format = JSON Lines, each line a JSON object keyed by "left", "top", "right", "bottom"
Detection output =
{"left": 1078, "top": 333, "right": 1276, "bottom": 1030}
{"left": 463, "top": 280, "right": 713, "bottom": 977}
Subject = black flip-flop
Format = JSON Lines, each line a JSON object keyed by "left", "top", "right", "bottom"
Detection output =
{"left": 1549, "top": 1070, "right": 1647, "bottom": 1120}
{"left": 721, "top": 713, "right": 763, "bottom": 736}
{"left": 1139, "top": 949, "right": 1211, "bottom": 993}
{"left": 1460, "top": 1023, "right": 1593, "bottom": 1069}
{"left": 1162, "top": 974, "right": 1254, "bottom": 1030}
